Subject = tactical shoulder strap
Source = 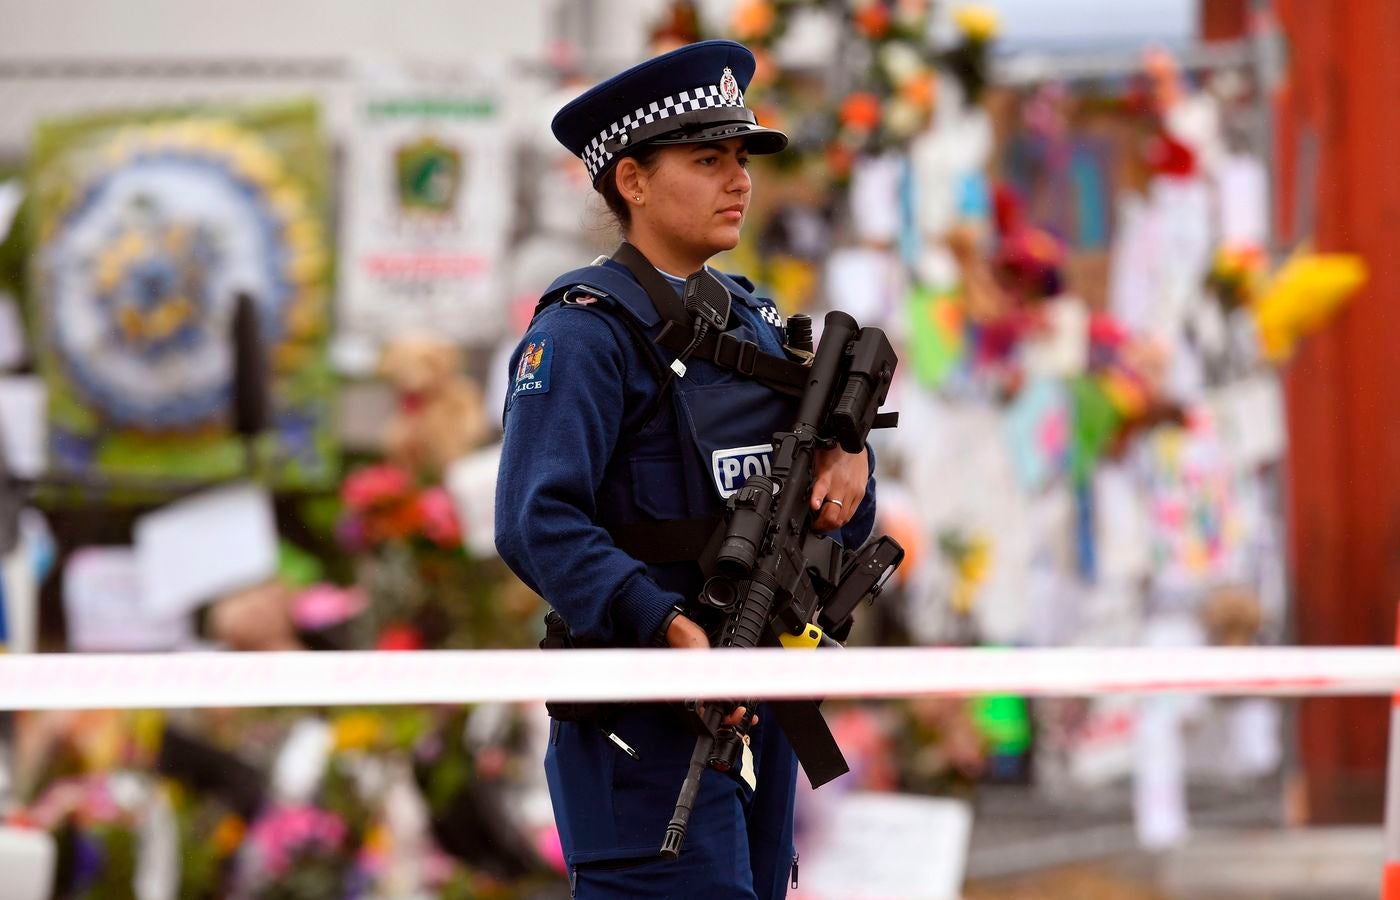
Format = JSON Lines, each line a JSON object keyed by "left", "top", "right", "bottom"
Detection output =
{"left": 654, "top": 320, "right": 808, "bottom": 397}
{"left": 612, "top": 244, "right": 811, "bottom": 396}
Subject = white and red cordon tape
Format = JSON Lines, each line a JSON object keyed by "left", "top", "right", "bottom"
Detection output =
{"left": 0, "top": 646, "right": 1399, "bottom": 711}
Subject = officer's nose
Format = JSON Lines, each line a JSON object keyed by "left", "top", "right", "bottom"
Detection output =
{"left": 729, "top": 160, "right": 751, "bottom": 194}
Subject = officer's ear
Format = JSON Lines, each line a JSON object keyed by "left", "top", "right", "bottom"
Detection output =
{"left": 615, "top": 157, "right": 646, "bottom": 204}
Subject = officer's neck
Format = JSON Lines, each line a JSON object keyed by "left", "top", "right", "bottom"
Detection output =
{"left": 624, "top": 232, "right": 711, "bottom": 279}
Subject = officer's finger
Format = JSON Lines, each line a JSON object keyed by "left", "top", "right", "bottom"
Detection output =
{"left": 723, "top": 706, "right": 757, "bottom": 727}
{"left": 813, "top": 498, "right": 843, "bottom": 532}
{"left": 810, "top": 470, "right": 833, "bottom": 512}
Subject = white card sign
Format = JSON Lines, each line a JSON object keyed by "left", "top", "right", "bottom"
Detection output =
{"left": 799, "top": 793, "right": 972, "bottom": 899}
{"left": 338, "top": 64, "right": 512, "bottom": 346}
{"left": 64, "top": 547, "right": 189, "bottom": 651}
{"left": 134, "top": 483, "right": 278, "bottom": 619}
{"left": 0, "top": 826, "right": 54, "bottom": 900}
{"left": 0, "top": 377, "right": 47, "bottom": 479}
{"left": 446, "top": 442, "right": 502, "bottom": 558}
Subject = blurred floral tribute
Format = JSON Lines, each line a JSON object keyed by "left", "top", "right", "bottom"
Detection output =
{"left": 7, "top": 706, "right": 557, "bottom": 898}
{"left": 652, "top": 0, "right": 999, "bottom": 183}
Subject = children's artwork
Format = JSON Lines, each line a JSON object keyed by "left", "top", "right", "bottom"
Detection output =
{"left": 905, "top": 284, "right": 965, "bottom": 389}
{"left": 1068, "top": 376, "right": 1119, "bottom": 483}
{"left": 1140, "top": 418, "right": 1245, "bottom": 592}
{"left": 1003, "top": 377, "right": 1068, "bottom": 492}
{"left": 29, "top": 101, "right": 336, "bottom": 487}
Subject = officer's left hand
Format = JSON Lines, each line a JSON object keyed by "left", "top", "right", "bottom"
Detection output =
{"left": 810, "top": 445, "right": 869, "bottom": 532}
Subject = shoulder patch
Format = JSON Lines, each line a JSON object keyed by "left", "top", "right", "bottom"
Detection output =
{"left": 510, "top": 330, "right": 553, "bottom": 405}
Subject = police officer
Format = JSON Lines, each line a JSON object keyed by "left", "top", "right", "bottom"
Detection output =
{"left": 495, "top": 40, "right": 877, "bottom": 898}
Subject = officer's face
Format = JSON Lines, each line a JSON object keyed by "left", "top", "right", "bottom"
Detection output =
{"left": 633, "top": 137, "right": 751, "bottom": 264}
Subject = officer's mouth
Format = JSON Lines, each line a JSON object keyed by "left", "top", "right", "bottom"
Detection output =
{"left": 718, "top": 205, "right": 745, "bottom": 222}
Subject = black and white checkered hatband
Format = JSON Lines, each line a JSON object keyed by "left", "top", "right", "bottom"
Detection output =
{"left": 581, "top": 84, "right": 749, "bottom": 183}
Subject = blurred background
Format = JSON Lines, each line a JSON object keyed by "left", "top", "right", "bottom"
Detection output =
{"left": 0, "top": 0, "right": 1394, "bottom": 897}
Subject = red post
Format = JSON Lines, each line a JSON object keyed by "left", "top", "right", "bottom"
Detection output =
{"left": 1382, "top": 606, "right": 1400, "bottom": 898}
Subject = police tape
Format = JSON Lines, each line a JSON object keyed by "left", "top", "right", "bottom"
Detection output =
{"left": 1, "top": 646, "right": 1398, "bottom": 710}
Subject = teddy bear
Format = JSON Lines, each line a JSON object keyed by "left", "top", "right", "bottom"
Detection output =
{"left": 379, "top": 335, "right": 491, "bottom": 477}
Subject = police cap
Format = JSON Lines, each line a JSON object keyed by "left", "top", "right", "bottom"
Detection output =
{"left": 552, "top": 39, "right": 788, "bottom": 186}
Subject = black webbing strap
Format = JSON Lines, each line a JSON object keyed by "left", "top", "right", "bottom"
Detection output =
{"left": 768, "top": 699, "right": 850, "bottom": 787}
{"left": 612, "top": 243, "right": 810, "bottom": 396}
{"left": 604, "top": 516, "right": 722, "bottom": 565}
{"left": 611, "top": 242, "right": 691, "bottom": 329}
{"left": 655, "top": 321, "right": 810, "bottom": 397}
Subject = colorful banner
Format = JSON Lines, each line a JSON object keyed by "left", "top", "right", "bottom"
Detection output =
{"left": 29, "top": 101, "right": 336, "bottom": 488}
{"left": 338, "top": 71, "right": 512, "bottom": 347}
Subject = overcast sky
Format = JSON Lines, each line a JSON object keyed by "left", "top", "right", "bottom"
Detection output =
{"left": 982, "top": 0, "right": 1197, "bottom": 50}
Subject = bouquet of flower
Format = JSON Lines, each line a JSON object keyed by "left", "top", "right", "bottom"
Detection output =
{"left": 14, "top": 774, "right": 143, "bottom": 899}
{"left": 337, "top": 462, "right": 539, "bottom": 650}
{"left": 338, "top": 463, "right": 462, "bottom": 553}
{"left": 243, "top": 804, "right": 354, "bottom": 899}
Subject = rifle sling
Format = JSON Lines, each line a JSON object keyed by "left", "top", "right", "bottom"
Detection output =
{"left": 613, "top": 242, "right": 809, "bottom": 397}
{"left": 611, "top": 242, "right": 692, "bottom": 329}
{"left": 769, "top": 698, "right": 849, "bottom": 788}
{"left": 655, "top": 320, "right": 808, "bottom": 397}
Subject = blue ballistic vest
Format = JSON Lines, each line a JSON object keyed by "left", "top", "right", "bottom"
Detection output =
{"left": 535, "top": 260, "right": 799, "bottom": 603}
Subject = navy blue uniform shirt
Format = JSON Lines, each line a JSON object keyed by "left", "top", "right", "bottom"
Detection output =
{"left": 495, "top": 262, "right": 876, "bottom": 648}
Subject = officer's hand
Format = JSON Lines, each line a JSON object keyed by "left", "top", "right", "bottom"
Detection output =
{"left": 666, "top": 613, "right": 710, "bottom": 649}
{"left": 810, "top": 445, "right": 869, "bottom": 532}
{"left": 668, "top": 614, "right": 757, "bottom": 727}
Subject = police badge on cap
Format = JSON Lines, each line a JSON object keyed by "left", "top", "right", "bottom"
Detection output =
{"left": 551, "top": 40, "right": 788, "bottom": 185}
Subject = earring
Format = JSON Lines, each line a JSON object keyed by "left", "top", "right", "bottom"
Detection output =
{"left": 633, "top": 195, "right": 642, "bottom": 202}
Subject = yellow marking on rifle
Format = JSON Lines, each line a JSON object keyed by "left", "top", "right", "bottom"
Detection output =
{"left": 779, "top": 624, "right": 823, "bottom": 650}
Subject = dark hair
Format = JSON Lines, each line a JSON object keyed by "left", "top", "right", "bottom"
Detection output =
{"left": 596, "top": 146, "right": 664, "bottom": 231}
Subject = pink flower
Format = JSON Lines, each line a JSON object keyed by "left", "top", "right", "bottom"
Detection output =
{"left": 292, "top": 585, "right": 367, "bottom": 630}
{"left": 249, "top": 805, "right": 347, "bottom": 876}
{"left": 343, "top": 464, "right": 415, "bottom": 512}
{"left": 417, "top": 487, "right": 462, "bottom": 548}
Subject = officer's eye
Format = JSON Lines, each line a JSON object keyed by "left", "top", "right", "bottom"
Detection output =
{"left": 738, "top": 156, "right": 750, "bottom": 168}
{"left": 698, "top": 156, "right": 719, "bottom": 166}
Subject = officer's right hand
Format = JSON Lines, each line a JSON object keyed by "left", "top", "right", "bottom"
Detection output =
{"left": 667, "top": 614, "right": 756, "bottom": 727}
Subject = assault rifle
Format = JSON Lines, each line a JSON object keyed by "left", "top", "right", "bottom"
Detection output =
{"left": 660, "top": 310, "right": 905, "bottom": 859}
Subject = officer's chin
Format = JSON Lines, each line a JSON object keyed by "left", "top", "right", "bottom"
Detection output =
{"left": 710, "top": 226, "right": 743, "bottom": 253}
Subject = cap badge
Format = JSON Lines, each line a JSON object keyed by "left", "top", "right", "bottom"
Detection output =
{"left": 718, "top": 67, "right": 743, "bottom": 106}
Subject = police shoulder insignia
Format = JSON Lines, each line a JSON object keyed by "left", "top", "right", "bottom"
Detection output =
{"left": 511, "top": 331, "right": 553, "bottom": 404}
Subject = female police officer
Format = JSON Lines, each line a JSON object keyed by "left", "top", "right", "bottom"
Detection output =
{"left": 495, "top": 40, "right": 876, "bottom": 898}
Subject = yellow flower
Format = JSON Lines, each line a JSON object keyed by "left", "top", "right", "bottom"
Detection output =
{"left": 959, "top": 539, "right": 991, "bottom": 585}
{"left": 212, "top": 815, "right": 246, "bottom": 856}
{"left": 332, "top": 712, "right": 383, "bottom": 751}
{"left": 1252, "top": 253, "right": 1366, "bottom": 362}
{"left": 953, "top": 5, "right": 1000, "bottom": 42}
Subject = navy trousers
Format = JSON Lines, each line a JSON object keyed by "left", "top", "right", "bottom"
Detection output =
{"left": 547, "top": 703, "right": 797, "bottom": 899}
